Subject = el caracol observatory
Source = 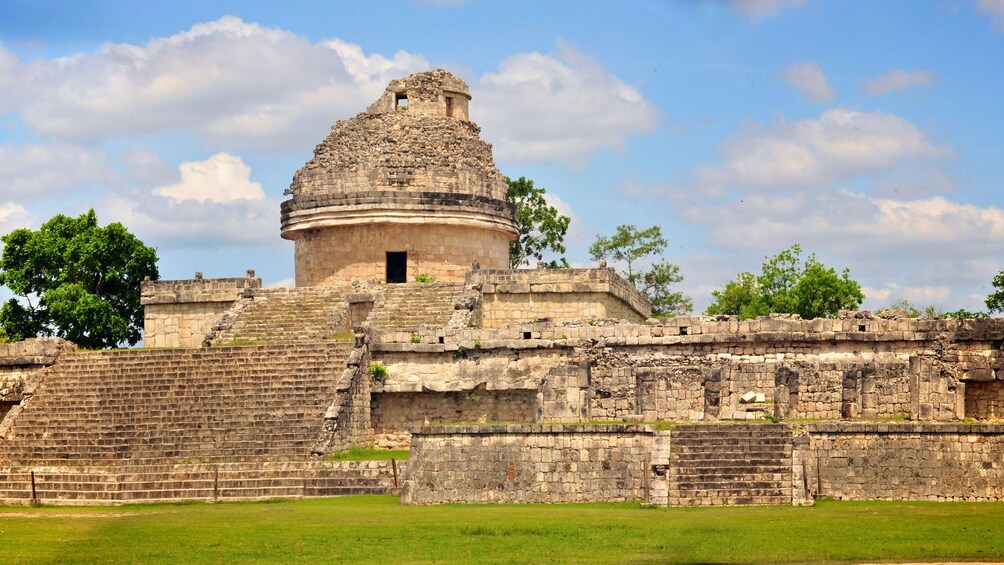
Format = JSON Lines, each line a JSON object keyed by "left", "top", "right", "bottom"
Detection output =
{"left": 280, "top": 69, "right": 519, "bottom": 287}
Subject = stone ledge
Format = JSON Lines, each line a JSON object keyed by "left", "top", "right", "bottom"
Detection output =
{"left": 0, "top": 338, "right": 75, "bottom": 367}
{"left": 806, "top": 422, "right": 1004, "bottom": 434}
{"left": 410, "top": 424, "right": 655, "bottom": 435}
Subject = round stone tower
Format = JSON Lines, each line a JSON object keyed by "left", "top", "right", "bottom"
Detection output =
{"left": 280, "top": 69, "right": 518, "bottom": 286}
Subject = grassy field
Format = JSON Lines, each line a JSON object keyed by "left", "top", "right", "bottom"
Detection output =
{"left": 2, "top": 496, "right": 1004, "bottom": 564}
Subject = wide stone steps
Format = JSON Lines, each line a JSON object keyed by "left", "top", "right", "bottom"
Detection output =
{"left": 212, "top": 287, "right": 353, "bottom": 345}
{"left": 0, "top": 460, "right": 404, "bottom": 505}
{"left": 0, "top": 343, "right": 352, "bottom": 465}
{"left": 366, "top": 283, "right": 464, "bottom": 328}
{"left": 668, "top": 424, "right": 793, "bottom": 506}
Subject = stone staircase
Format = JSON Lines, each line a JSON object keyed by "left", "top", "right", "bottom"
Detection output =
{"left": 668, "top": 424, "right": 792, "bottom": 506}
{"left": 0, "top": 342, "right": 404, "bottom": 503}
{"left": 0, "top": 343, "right": 352, "bottom": 464}
{"left": 0, "top": 460, "right": 403, "bottom": 505}
{"left": 210, "top": 287, "right": 352, "bottom": 346}
{"left": 365, "top": 283, "right": 465, "bottom": 328}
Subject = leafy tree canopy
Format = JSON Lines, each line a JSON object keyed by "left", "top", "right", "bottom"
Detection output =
{"left": 987, "top": 271, "right": 1004, "bottom": 314}
{"left": 705, "top": 244, "right": 863, "bottom": 320}
{"left": 589, "top": 224, "right": 692, "bottom": 317}
{"left": 506, "top": 176, "right": 570, "bottom": 269}
{"left": 0, "top": 209, "right": 159, "bottom": 349}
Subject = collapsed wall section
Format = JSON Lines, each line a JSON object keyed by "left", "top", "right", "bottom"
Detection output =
{"left": 141, "top": 272, "right": 261, "bottom": 348}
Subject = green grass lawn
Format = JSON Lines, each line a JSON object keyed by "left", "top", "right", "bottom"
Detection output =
{"left": 2, "top": 496, "right": 1004, "bottom": 564}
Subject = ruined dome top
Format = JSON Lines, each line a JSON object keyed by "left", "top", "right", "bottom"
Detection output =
{"left": 280, "top": 70, "right": 517, "bottom": 240}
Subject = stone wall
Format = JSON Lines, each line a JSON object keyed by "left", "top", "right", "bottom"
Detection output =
{"left": 294, "top": 223, "right": 511, "bottom": 286}
{"left": 470, "top": 268, "right": 651, "bottom": 328}
{"left": 401, "top": 424, "right": 654, "bottom": 504}
{"left": 804, "top": 423, "right": 1004, "bottom": 501}
{"left": 372, "top": 315, "right": 1004, "bottom": 425}
{"left": 0, "top": 339, "right": 75, "bottom": 422}
{"left": 371, "top": 388, "right": 537, "bottom": 449}
{"left": 141, "top": 274, "right": 261, "bottom": 348}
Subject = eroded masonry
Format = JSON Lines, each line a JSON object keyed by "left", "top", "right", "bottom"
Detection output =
{"left": 2, "top": 70, "right": 1003, "bottom": 506}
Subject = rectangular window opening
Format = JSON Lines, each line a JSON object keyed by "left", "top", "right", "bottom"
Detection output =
{"left": 386, "top": 251, "right": 407, "bottom": 283}
{"left": 858, "top": 324, "right": 867, "bottom": 332}
{"left": 395, "top": 93, "right": 409, "bottom": 110}
{"left": 522, "top": 331, "right": 532, "bottom": 340}
{"left": 679, "top": 327, "right": 689, "bottom": 336}
{"left": 445, "top": 96, "right": 454, "bottom": 117}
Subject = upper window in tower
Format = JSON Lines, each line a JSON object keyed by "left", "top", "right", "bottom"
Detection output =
{"left": 445, "top": 96, "right": 454, "bottom": 118}
{"left": 395, "top": 93, "right": 409, "bottom": 110}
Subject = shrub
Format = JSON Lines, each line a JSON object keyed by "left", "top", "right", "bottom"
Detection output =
{"left": 414, "top": 273, "right": 436, "bottom": 283}
{"left": 368, "top": 361, "right": 387, "bottom": 382}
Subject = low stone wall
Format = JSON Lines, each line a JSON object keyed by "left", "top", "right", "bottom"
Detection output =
{"left": 0, "top": 339, "right": 75, "bottom": 422}
{"left": 805, "top": 422, "right": 1004, "bottom": 501}
{"left": 141, "top": 273, "right": 261, "bottom": 348}
{"left": 469, "top": 268, "right": 651, "bottom": 328}
{"left": 401, "top": 424, "right": 653, "bottom": 505}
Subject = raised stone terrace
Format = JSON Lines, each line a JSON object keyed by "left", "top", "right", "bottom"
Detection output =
{"left": 0, "top": 343, "right": 350, "bottom": 464}
{"left": 365, "top": 282, "right": 468, "bottom": 329}
{"left": 206, "top": 287, "right": 353, "bottom": 346}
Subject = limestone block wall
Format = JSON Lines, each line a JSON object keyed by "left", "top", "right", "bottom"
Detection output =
{"left": 141, "top": 274, "right": 261, "bottom": 348}
{"left": 964, "top": 380, "right": 1004, "bottom": 419}
{"left": 368, "top": 334, "right": 583, "bottom": 446}
{"left": 401, "top": 424, "right": 654, "bottom": 504}
{"left": 372, "top": 315, "right": 1004, "bottom": 426}
{"left": 805, "top": 423, "right": 1004, "bottom": 501}
{"left": 469, "top": 268, "right": 651, "bottom": 328}
{"left": 0, "top": 339, "right": 75, "bottom": 422}
{"left": 294, "top": 223, "right": 511, "bottom": 287}
{"left": 371, "top": 388, "right": 537, "bottom": 449}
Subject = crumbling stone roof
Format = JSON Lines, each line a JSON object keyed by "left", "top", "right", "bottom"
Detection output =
{"left": 280, "top": 69, "right": 516, "bottom": 238}
{"left": 285, "top": 70, "right": 505, "bottom": 200}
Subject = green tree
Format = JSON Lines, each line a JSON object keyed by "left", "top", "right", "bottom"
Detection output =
{"left": 705, "top": 244, "right": 863, "bottom": 320}
{"left": 506, "top": 176, "right": 570, "bottom": 269}
{"left": 589, "top": 224, "right": 692, "bottom": 316}
{"left": 705, "top": 272, "right": 766, "bottom": 319}
{"left": 0, "top": 210, "right": 159, "bottom": 349}
{"left": 987, "top": 271, "right": 1004, "bottom": 314}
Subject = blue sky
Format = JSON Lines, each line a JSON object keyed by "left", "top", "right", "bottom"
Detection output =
{"left": 1, "top": 0, "right": 1003, "bottom": 313}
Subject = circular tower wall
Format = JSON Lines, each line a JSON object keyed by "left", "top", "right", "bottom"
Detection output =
{"left": 280, "top": 70, "right": 517, "bottom": 286}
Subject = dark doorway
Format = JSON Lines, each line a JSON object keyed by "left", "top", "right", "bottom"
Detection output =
{"left": 386, "top": 251, "right": 407, "bottom": 283}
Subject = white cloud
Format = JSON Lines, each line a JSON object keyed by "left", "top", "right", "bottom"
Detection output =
{"left": 0, "top": 144, "right": 117, "bottom": 199}
{"left": 103, "top": 191, "right": 280, "bottom": 249}
{"left": 474, "top": 46, "right": 659, "bottom": 165}
{"left": 544, "top": 192, "right": 590, "bottom": 247}
{"left": 862, "top": 69, "right": 933, "bottom": 96}
{"left": 154, "top": 152, "right": 264, "bottom": 204}
{"left": 0, "top": 202, "right": 31, "bottom": 235}
{"left": 3, "top": 17, "right": 427, "bottom": 151}
{"left": 783, "top": 62, "right": 834, "bottom": 103}
{"left": 266, "top": 278, "right": 295, "bottom": 289}
{"left": 862, "top": 284, "right": 951, "bottom": 308}
{"left": 694, "top": 109, "right": 951, "bottom": 190}
{"left": 728, "top": 0, "right": 804, "bottom": 20}
{"left": 978, "top": 0, "right": 1004, "bottom": 30}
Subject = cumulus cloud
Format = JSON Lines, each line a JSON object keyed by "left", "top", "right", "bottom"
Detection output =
{"left": 3, "top": 16, "right": 427, "bottom": 151}
{"left": 978, "top": 0, "right": 1004, "bottom": 30}
{"left": 694, "top": 109, "right": 951, "bottom": 191}
{"left": 0, "top": 144, "right": 117, "bottom": 199}
{"left": 727, "top": 0, "right": 804, "bottom": 20}
{"left": 783, "top": 62, "right": 834, "bottom": 103}
{"left": 154, "top": 152, "right": 265, "bottom": 204}
{"left": 103, "top": 191, "right": 280, "bottom": 249}
{"left": 0, "top": 202, "right": 31, "bottom": 235}
{"left": 474, "top": 46, "right": 659, "bottom": 165}
{"left": 863, "top": 69, "right": 933, "bottom": 96}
